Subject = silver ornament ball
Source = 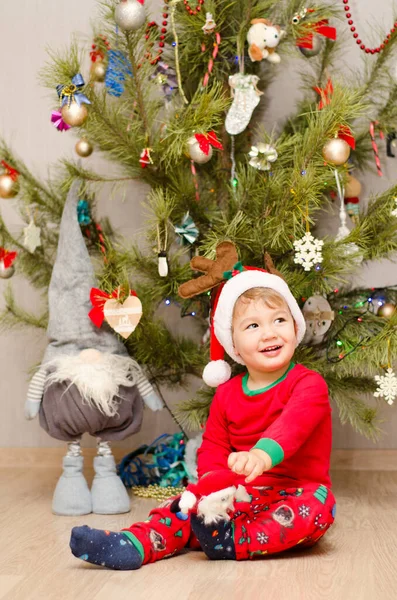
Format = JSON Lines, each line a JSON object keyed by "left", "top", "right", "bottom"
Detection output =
{"left": 115, "top": 0, "right": 146, "bottom": 31}
{"left": 0, "top": 261, "right": 15, "bottom": 279}
{"left": 299, "top": 34, "right": 323, "bottom": 57}
{"left": 322, "top": 138, "right": 351, "bottom": 166}
{"left": 187, "top": 137, "right": 213, "bottom": 164}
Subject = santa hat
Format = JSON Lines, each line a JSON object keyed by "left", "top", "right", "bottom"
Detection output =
{"left": 202, "top": 264, "right": 306, "bottom": 387}
{"left": 179, "top": 469, "right": 244, "bottom": 514}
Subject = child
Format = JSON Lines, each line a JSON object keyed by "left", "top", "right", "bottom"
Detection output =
{"left": 70, "top": 263, "right": 336, "bottom": 569}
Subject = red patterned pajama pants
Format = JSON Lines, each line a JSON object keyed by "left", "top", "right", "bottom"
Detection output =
{"left": 123, "top": 482, "right": 336, "bottom": 563}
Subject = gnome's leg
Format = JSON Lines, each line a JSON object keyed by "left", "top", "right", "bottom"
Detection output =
{"left": 91, "top": 440, "right": 131, "bottom": 515}
{"left": 52, "top": 441, "right": 92, "bottom": 516}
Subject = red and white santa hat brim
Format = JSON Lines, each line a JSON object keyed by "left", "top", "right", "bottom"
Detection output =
{"left": 203, "top": 268, "right": 306, "bottom": 387}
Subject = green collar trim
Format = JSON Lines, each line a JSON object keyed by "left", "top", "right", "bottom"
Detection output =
{"left": 242, "top": 362, "right": 295, "bottom": 396}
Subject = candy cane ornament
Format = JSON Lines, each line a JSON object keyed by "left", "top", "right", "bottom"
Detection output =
{"left": 369, "top": 121, "right": 384, "bottom": 177}
{"left": 190, "top": 160, "right": 200, "bottom": 202}
{"left": 202, "top": 32, "right": 221, "bottom": 88}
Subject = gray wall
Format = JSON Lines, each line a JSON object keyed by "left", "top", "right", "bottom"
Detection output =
{"left": 0, "top": 0, "right": 396, "bottom": 449}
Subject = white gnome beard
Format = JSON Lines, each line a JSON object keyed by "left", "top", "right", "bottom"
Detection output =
{"left": 45, "top": 353, "right": 141, "bottom": 417}
{"left": 197, "top": 486, "right": 237, "bottom": 525}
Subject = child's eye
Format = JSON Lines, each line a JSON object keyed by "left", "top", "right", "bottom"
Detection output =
{"left": 275, "top": 318, "right": 286, "bottom": 324}
{"left": 247, "top": 323, "right": 258, "bottom": 329}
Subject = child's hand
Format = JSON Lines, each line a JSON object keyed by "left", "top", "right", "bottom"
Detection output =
{"left": 228, "top": 449, "right": 272, "bottom": 483}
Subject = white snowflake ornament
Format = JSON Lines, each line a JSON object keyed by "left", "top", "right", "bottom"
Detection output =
{"left": 248, "top": 143, "right": 278, "bottom": 171}
{"left": 391, "top": 198, "right": 397, "bottom": 218}
{"left": 374, "top": 368, "right": 397, "bottom": 405}
{"left": 293, "top": 232, "right": 324, "bottom": 271}
{"left": 23, "top": 220, "right": 41, "bottom": 253}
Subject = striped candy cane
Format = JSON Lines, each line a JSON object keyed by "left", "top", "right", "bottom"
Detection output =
{"left": 202, "top": 32, "right": 221, "bottom": 88}
{"left": 190, "top": 159, "right": 200, "bottom": 202}
{"left": 369, "top": 121, "right": 384, "bottom": 177}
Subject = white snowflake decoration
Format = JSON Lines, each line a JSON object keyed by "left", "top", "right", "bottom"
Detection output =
{"left": 248, "top": 143, "right": 278, "bottom": 171}
{"left": 374, "top": 368, "right": 397, "bottom": 405}
{"left": 256, "top": 532, "right": 269, "bottom": 544}
{"left": 298, "top": 504, "right": 311, "bottom": 518}
{"left": 391, "top": 198, "right": 397, "bottom": 218}
{"left": 293, "top": 232, "right": 324, "bottom": 271}
{"left": 23, "top": 221, "right": 41, "bottom": 254}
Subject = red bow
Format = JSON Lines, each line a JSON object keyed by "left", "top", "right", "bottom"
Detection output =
{"left": 313, "top": 78, "right": 333, "bottom": 110}
{"left": 194, "top": 131, "right": 223, "bottom": 155}
{"left": 1, "top": 161, "right": 19, "bottom": 181}
{"left": 314, "top": 80, "right": 355, "bottom": 150}
{"left": 89, "top": 287, "right": 137, "bottom": 327}
{"left": 0, "top": 248, "right": 17, "bottom": 268}
{"left": 297, "top": 19, "right": 337, "bottom": 49}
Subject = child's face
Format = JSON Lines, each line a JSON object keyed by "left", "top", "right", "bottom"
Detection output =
{"left": 232, "top": 298, "right": 297, "bottom": 374}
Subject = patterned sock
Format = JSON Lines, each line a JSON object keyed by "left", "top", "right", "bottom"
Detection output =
{"left": 190, "top": 515, "right": 236, "bottom": 560}
{"left": 70, "top": 525, "right": 144, "bottom": 570}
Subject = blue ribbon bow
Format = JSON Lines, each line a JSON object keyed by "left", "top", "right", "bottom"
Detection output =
{"left": 174, "top": 213, "right": 199, "bottom": 246}
{"left": 56, "top": 73, "right": 91, "bottom": 108}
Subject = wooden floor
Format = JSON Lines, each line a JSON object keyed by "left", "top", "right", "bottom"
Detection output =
{"left": 1, "top": 449, "right": 397, "bottom": 600}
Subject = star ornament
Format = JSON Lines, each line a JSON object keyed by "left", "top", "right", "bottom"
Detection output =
{"left": 23, "top": 221, "right": 41, "bottom": 253}
{"left": 293, "top": 232, "right": 324, "bottom": 271}
{"left": 374, "top": 368, "right": 397, "bottom": 405}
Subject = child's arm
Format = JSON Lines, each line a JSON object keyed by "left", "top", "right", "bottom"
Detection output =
{"left": 196, "top": 391, "right": 232, "bottom": 478}
{"left": 251, "top": 372, "right": 331, "bottom": 468}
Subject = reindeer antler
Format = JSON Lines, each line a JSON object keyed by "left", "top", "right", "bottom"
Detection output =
{"left": 178, "top": 241, "right": 238, "bottom": 299}
{"left": 264, "top": 252, "right": 286, "bottom": 281}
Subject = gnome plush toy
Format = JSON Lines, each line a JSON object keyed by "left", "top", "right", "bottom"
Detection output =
{"left": 177, "top": 470, "right": 251, "bottom": 525}
{"left": 24, "top": 179, "right": 163, "bottom": 516}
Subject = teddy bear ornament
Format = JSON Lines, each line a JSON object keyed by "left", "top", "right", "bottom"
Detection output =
{"left": 247, "top": 18, "right": 285, "bottom": 63}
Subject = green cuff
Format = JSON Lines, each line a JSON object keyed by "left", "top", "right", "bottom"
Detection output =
{"left": 122, "top": 531, "right": 145, "bottom": 561}
{"left": 252, "top": 438, "right": 284, "bottom": 467}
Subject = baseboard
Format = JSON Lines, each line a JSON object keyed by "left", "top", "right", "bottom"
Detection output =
{"left": 1, "top": 447, "right": 397, "bottom": 470}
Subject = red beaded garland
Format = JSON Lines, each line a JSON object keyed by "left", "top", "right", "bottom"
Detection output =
{"left": 343, "top": 1, "right": 397, "bottom": 53}
{"left": 141, "top": 0, "right": 169, "bottom": 67}
{"left": 183, "top": 0, "right": 204, "bottom": 16}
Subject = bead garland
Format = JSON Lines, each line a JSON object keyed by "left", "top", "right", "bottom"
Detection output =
{"left": 183, "top": 0, "right": 204, "bottom": 16}
{"left": 139, "top": 0, "right": 169, "bottom": 67}
{"left": 342, "top": 0, "right": 397, "bottom": 53}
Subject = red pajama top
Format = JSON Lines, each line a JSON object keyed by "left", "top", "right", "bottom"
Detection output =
{"left": 197, "top": 362, "right": 332, "bottom": 488}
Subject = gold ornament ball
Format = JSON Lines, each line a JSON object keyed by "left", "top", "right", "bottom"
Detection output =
{"left": 0, "top": 261, "right": 15, "bottom": 279}
{"left": 187, "top": 136, "right": 213, "bottom": 164}
{"left": 322, "top": 138, "right": 351, "bottom": 166}
{"left": 0, "top": 174, "right": 20, "bottom": 199}
{"left": 299, "top": 34, "right": 323, "bottom": 57}
{"left": 75, "top": 139, "right": 94, "bottom": 158}
{"left": 115, "top": 0, "right": 146, "bottom": 31}
{"left": 91, "top": 60, "right": 107, "bottom": 83}
{"left": 61, "top": 102, "right": 88, "bottom": 127}
{"left": 345, "top": 174, "right": 362, "bottom": 198}
{"left": 378, "top": 302, "right": 396, "bottom": 319}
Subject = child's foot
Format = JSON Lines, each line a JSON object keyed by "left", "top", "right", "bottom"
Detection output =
{"left": 70, "top": 525, "right": 144, "bottom": 570}
{"left": 190, "top": 515, "right": 236, "bottom": 560}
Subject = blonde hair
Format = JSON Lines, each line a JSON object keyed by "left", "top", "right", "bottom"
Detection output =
{"left": 232, "top": 287, "right": 290, "bottom": 320}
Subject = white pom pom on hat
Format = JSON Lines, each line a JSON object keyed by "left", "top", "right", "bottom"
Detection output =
{"left": 202, "top": 266, "right": 306, "bottom": 387}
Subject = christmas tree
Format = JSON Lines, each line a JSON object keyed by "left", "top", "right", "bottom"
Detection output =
{"left": 1, "top": 0, "right": 397, "bottom": 443}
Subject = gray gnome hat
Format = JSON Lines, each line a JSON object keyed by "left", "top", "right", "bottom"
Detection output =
{"left": 43, "top": 179, "right": 127, "bottom": 363}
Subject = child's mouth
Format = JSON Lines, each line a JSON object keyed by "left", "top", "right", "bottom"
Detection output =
{"left": 260, "top": 345, "right": 282, "bottom": 356}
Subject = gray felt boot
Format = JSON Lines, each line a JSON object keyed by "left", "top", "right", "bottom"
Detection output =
{"left": 52, "top": 455, "right": 92, "bottom": 516}
{"left": 91, "top": 455, "right": 131, "bottom": 514}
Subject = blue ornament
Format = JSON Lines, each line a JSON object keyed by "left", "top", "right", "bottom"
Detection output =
{"left": 174, "top": 213, "right": 199, "bottom": 246}
{"left": 105, "top": 50, "right": 133, "bottom": 97}
{"left": 77, "top": 200, "right": 91, "bottom": 225}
